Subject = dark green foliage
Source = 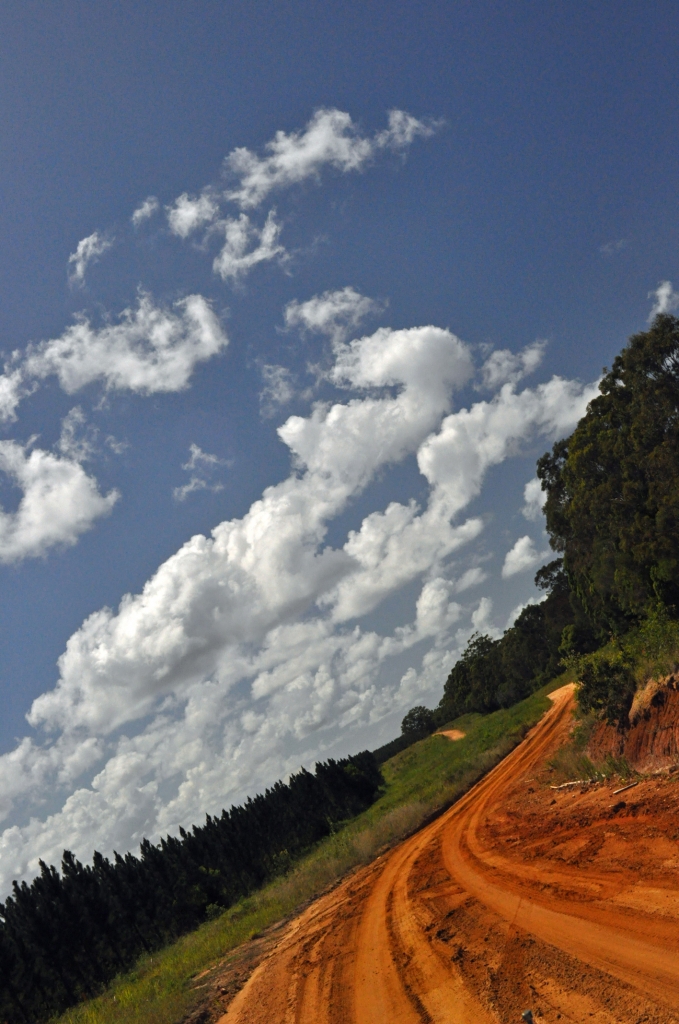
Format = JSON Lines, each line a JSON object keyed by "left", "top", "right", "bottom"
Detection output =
{"left": 0, "top": 752, "right": 382, "bottom": 1024}
{"left": 400, "top": 705, "right": 436, "bottom": 740}
{"left": 538, "top": 314, "right": 679, "bottom": 631}
{"left": 373, "top": 734, "right": 412, "bottom": 764}
{"left": 577, "top": 652, "right": 636, "bottom": 727}
{"left": 433, "top": 561, "right": 577, "bottom": 723}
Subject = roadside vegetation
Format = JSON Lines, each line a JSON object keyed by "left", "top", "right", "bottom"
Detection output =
{"left": 0, "top": 755, "right": 383, "bottom": 1024}
{"left": 54, "top": 685, "right": 557, "bottom": 1024}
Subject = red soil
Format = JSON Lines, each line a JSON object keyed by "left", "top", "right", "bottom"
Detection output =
{"left": 589, "top": 675, "right": 679, "bottom": 771}
{"left": 221, "top": 685, "right": 679, "bottom": 1023}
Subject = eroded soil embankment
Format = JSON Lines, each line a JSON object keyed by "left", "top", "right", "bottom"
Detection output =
{"left": 588, "top": 674, "right": 679, "bottom": 771}
{"left": 218, "top": 684, "right": 679, "bottom": 1023}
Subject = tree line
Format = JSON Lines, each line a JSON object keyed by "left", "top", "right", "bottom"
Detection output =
{"left": 395, "top": 314, "right": 679, "bottom": 738}
{"left": 0, "top": 751, "right": 382, "bottom": 1024}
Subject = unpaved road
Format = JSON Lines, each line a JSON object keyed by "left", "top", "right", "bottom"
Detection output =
{"left": 222, "top": 686, "right": 679, "bottom": 1023}
{"left": 437, "top": 729, "right": 466, "bottom": 741}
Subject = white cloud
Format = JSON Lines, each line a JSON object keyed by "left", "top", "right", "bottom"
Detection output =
{"left": 173, "top": 444, "right": 226, "bottom": 501}
{"left": 0, "top": 369, "right": 30, "bottom": 423}
{"left": 0, "top": 319, "right": 601, "bottom": 894}
{"left": 167, "top": 192, "right": 219, "bottom": 238}
{"left": 599, "top": 238, "right": 627, "bottom": 256}
{"left": 649, "top": 280, "right": 679, "bottom": 320}
{"left": 522, "top": 476, "right": 546, "bottom": 520}
{"left": 0, "top": 440, "right": 118, "bottom": 563}
{"left": 182, "top": 444, "right": 224, "bottom": 471}
{"left": 471, "top": 596, "right": 497, "bottom": 636}
{"left": 225, "top": 107, "right": 435, "bottom": 209}
{"left": 68, "top": 231, "right": 113, "bottom": 286}
{"left": 58, "top": 407, "right": 98, "bottom": 462}
{"left": 131, "top": 196, "right": 160, "bottom": 227}
{"left": 418, "top": 376, "right": 599, "bottom": 516}
{"left": 259, "top": 364, "right": 295, "bottom": 416}
{"left": 173, "top": 477, "right": 224, "bottom": 502}
{"left": 504, "top": 595, "right": 544, "bottom": 630}
{"left": 22, "top": 292, "right": 228, "bottom": 395}
{"left": 212, "top": 210, "right": 286, "bottom": 281}
{"left": 285, "top": 286, "right": 385, "bottom": 342}
{"left": 324, "top": 500, "right": 483, "bottom": 622}
{"left": 480, "top": 340, "right": 545, "bottom": 389}
{"left": 25, "top": 323, "right": 474, "bottom": 737}
{"left": 453, "top": 566, "right": 487, "bottom": 593}
{"left": 376, "top": 108, "right": 440, "bottom": 149}
{"left": 502, "top": 535, "right": 549, "bottom": 578}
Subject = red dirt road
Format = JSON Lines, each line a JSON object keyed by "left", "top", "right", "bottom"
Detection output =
{"left": 223, "top": 686, "right": 679, "bottom": 1023}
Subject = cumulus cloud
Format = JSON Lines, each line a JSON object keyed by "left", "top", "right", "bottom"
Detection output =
{"left": 0, "top": 370, "right": 30, "bottom": 423}
{"left": 225, "top": 107, "right": 436, "bottom": 209}
{"left": 418, "top": 376, "right": 599, "bottom": 516}
{"left": 453, "top": 566, "right": 487, "bottom": 593}
{"left": 27, "top": 322, "right": 474, "bottom": 736}
{"left": 22, "top": 292, "right": 228, "bottom": 395}
{"left": 471, "top": 596, "right": 497, "bottom": 636}
{"left": 212, "top": 210, "right": 286, "bottom": 281}
{"left": 522, "top": 477, "right": 546, "bottom": 520}
{"left": 146, "top": 110, "right": 434, "bottom": 285}
{"left": 167, "top": 192, "right": 219, "bottom": 238}
{"left": 0, "top": 317, "right": 600, "bottom": 893}
{"left": 324, "top": 501, "right": 483, "bottom": 623}
{"left": 0, "top": 293, "right": 227, "bottom": 423}
{"left": 480, "top": 340, "right": 545, "bottom": 389}
{"left": 0, "top": 440, "right": 118, "bottom": 563}
{"left": 285, "top": 286, "right": 385, "bottom": 342}
{"left": 649, "top": 280, "right": 679, "bottom": 320}
{"left": 502, "top": 535, "right": 549, "bottom": 578}
{"left": 68, "top": 231, "right": 113, "bottom": 286}
{"left": 131, "top": 196, "right": 160, "bottom": 227}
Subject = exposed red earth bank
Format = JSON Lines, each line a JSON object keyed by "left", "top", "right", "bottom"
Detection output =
{"left": 221, "top": 684, "right": 679, "bottom": 1023}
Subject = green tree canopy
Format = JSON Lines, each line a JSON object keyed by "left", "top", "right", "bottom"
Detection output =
{"left": 400, "top": 705, "right": 436, "bottom": 739}
{"left": 538, "top": 314, "right": 679, "bottom": 632}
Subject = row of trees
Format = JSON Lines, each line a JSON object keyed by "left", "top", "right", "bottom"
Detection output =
{"left": 538, "top": 313, "right": 679, "bottom": 719}
{"left": 435, "top": 558, "right": 594, "bottom": 722}
{"left": 397, "top": 314, "right": 679, "bottom": 734}
{"left": 0, "top": 752, "right": 382, "bottom": 1024}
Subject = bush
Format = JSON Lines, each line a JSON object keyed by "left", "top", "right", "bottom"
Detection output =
{"left": 400, "top": 706, "right": 436, "bottom": 740}
{"left": 577, "top": 650, "right": 636, "bottom": 726}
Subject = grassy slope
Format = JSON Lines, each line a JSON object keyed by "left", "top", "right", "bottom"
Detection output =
{"left": 56, "top": 680, "right": 565, "bottom": 1024}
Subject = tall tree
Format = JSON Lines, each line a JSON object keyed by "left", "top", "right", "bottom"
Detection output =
{"left": 538, "top": 314, "right": 679, "bottom": 631}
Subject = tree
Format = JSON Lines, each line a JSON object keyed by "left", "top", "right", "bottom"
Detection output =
{"left": 400, "top": 706, "right": 436, "bottom": 740}
{"left": 538, "top": 314, "right": 679, "bottom": 631}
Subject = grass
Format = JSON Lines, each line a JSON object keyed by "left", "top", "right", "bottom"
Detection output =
{"left": 54, "top": 681, "right": 560, "bottom": 1024}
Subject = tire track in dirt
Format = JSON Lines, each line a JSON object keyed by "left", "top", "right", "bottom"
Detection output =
{"left": 222, "top": 685, "right": 679, "bottom": 1023}
{"left": 440, "top": 686, "right": 679, "bottom": 1010}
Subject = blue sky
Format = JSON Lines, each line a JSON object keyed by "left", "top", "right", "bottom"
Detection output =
{"left": 0, "top": 1, "right": 677, "bottom": 889}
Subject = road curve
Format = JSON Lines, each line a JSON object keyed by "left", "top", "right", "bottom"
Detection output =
{"left": 222, "top": 685, "right": 679, "bottom": 1023}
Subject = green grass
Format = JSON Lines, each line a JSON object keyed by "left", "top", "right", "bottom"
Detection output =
{"left": 54, "top": 681, "right": 560, "bottom": 1024}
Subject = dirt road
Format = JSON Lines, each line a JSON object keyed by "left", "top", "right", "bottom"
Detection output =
{"left": 222, "top": 686, "right": 679, "bottom": 1023}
